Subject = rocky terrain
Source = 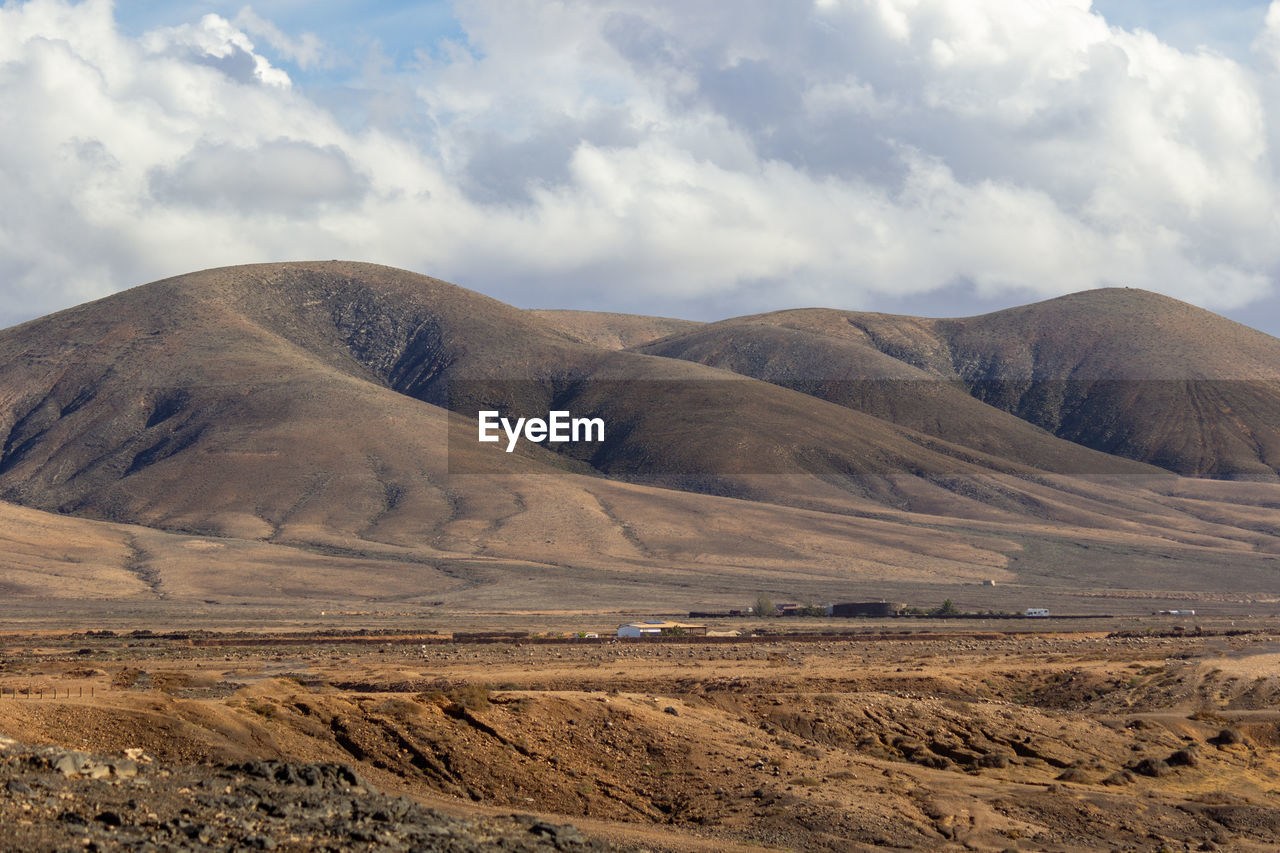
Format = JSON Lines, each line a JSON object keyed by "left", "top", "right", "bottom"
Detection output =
{"left": 0, "top": 736, "right": 617, "bottom": 852}
{"left": 0, "top": 622, "right": 1278, "bottom": 851}
{"left": 4, "top": 264, "right": 1280, "bottom": 849}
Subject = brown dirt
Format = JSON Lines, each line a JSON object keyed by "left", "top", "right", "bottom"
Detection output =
{"left": 1, "top": 625, "right": 1278, "bottom": 851}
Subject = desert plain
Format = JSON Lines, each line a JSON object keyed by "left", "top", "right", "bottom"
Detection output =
{"left": 0, "top": 609, "right": 1278, "bottom": 852}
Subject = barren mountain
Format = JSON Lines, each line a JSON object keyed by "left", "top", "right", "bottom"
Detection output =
{"left": 633, "top": 321, "right": 1135, "bottom": 475}
{"left": 527, "top": 309, "right": 700, "bottom": 350}
{"left": 2, "top": 263, "right": 1280, "bottom": 610}
{"left": 689, "top": 290, "right": 1280, "bottom": 480}
{"left": 0, "top": 261, "right": 1159, "bottom": 526}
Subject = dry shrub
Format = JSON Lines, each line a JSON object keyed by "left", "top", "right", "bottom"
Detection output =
{"left": 111, "top": 668, "right": 143, "bottom": 688}
{"left": 151, "top": 671, "right": 191, "bottom": 693}
{"left": 1190, "top": 709, "right": 1226, "bottom": 723}
{"left": 450, "top": 683, "right": 492, "bottom": 711}
{"left": 375, "top": 697, "right": 423, "bottom": 722}
{"left": 245, "top": 700, "right": 278, "bottom": 720}
{"left": 418, "top": 684, "right": 492, "bottom": 712}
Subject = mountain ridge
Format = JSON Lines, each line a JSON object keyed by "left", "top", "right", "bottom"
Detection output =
{"left": 640, "top": 287, "right": 1280, "bottom": 480}
{"left": 3, "top": 262, "right": 1280, "bottom": 608}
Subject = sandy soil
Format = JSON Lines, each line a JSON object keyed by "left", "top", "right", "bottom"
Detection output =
{"left": 0, "top": 621, "right": 1277, "bottom": 851}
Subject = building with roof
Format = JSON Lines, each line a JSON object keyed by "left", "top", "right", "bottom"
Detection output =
{"left": 616, "top": 620, "right": 708, "bottom": 638}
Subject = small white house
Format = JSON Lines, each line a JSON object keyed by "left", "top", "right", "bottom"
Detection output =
{"left": 618, "top": 621, "right": 663, "bottom": 638}
{"left": 1025, "top": 608, "right": 1049, "bottom": 617}
{"left": 616, "top": 620, "right": 708, "bottom": 638}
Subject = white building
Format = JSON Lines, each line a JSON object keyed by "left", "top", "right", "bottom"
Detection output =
{"left": 616, "top": 620, "right": 708, "bottom": 638}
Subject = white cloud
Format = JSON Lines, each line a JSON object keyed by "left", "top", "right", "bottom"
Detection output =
{"left": 149, "top": 139, "right": 369, "bottom": 213}
{"left": 233, "top": 6, "right": 325, "bottom": 71}
{"left": 1, "top": 0, "right": 1280, "bottom": 328}
{"left": 141, "top": 12, "right": 292, "bottom": 88}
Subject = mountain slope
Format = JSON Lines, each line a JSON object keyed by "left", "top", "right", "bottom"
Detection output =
{"left": 0, "top": 262, "right": 1166, "bottom": 534}
{"left": 700, "top": 289, "right": 1280, "bottom": 480}
{"left": 4, "top": 265, "right": 1280, "bottom": 609}
{"left": 632, "top": 321, "right": 1143, "bottom": 476}
{"left": 527, "top": 309, "right": 700, "bottom": 350}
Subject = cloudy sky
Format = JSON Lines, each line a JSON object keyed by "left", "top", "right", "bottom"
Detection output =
{"left": 4, "top": 0, "right": 1280, "bottom": 332}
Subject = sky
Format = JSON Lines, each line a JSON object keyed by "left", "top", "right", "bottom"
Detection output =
{"left": 4, "top": 0, "right": 1280, "bottom": 333}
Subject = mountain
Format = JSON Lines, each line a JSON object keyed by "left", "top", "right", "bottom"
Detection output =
{"left": 632, "top": 321, "right": 1128, "bottom": 475}
{"left": 0, "top": 261, "right": 1161, "bottom": 525}
{"left": 526, "top": 309, "right": 701, "bottom": 350}
{"left": 2, "top": 264, "right": 1280, "bottom": 609}
{"left": 650, "top": 289, "right": 1280, "bottom": 480}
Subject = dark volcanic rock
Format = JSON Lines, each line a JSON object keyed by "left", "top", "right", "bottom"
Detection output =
{"left": 0, "top": 738, "right": 620, "bottom": 852}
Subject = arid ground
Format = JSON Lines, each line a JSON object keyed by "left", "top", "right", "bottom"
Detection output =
{"left": 4, "top": 266, "right": 1280, "bottom": 849}
{"left": 1, "top": 614, "right": 1278, "bottom": 852}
